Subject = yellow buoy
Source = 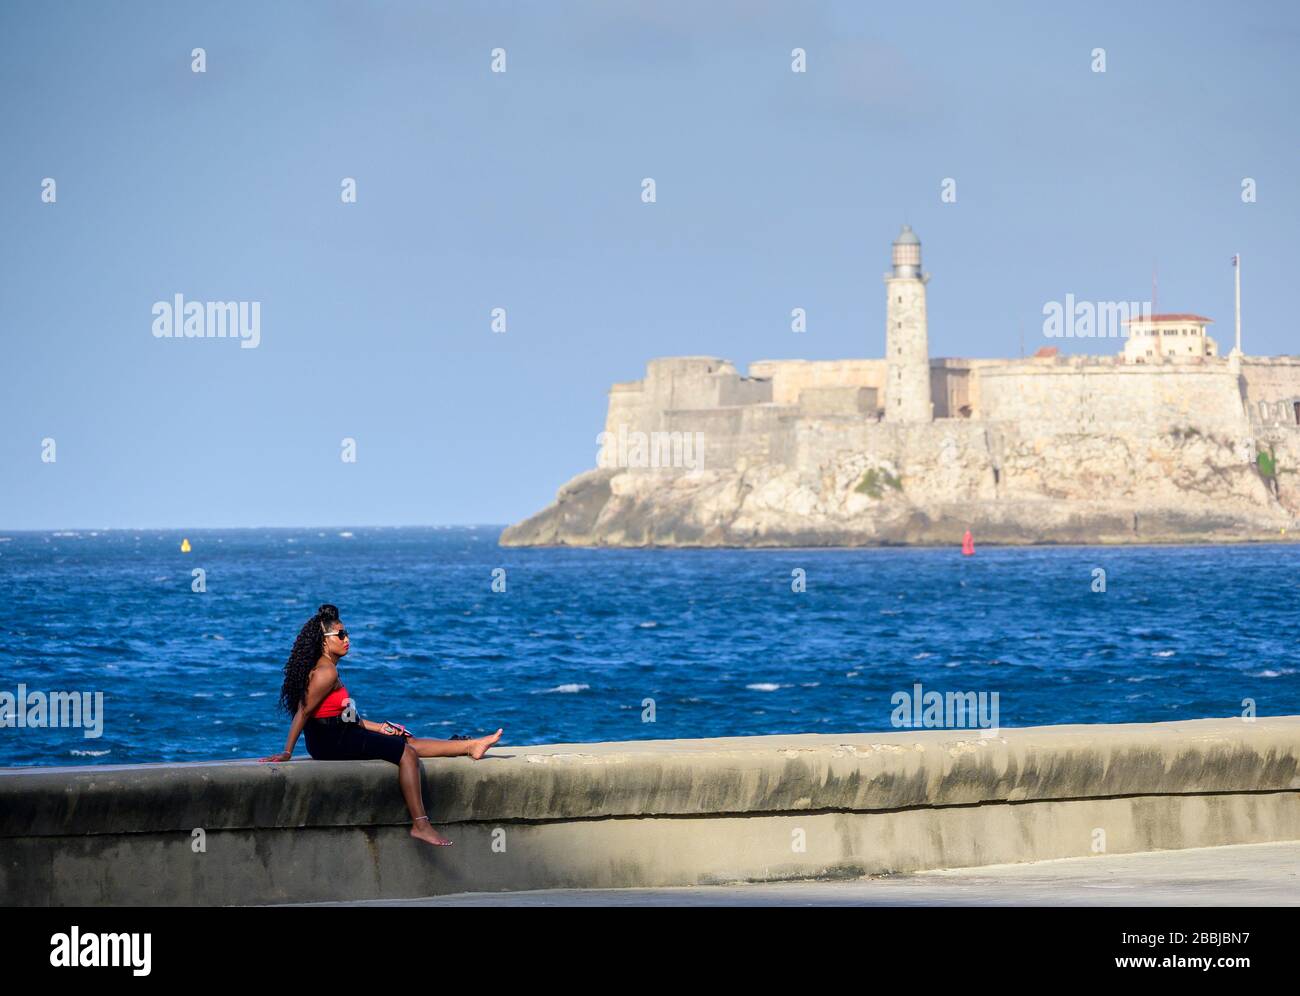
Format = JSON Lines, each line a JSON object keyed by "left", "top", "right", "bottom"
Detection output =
{"left": 180, "top": 538, "right": 192, "bottom": 553}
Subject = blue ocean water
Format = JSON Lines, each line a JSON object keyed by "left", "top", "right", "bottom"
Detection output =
{"left": 0, "top": 528, "right": 1296, "bottom": 768}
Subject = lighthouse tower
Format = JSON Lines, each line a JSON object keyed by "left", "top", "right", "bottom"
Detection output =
{"left": 884, "top": 225, "right": 933, "bottom": 422}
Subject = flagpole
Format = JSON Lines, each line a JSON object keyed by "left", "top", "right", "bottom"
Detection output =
{"left": 1234, "top": 254, "right": 1242, "bottom": 356}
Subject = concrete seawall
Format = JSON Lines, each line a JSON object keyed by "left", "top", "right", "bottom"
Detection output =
{"left": 3, "top": 717, "right": 1298, "bottom": 906}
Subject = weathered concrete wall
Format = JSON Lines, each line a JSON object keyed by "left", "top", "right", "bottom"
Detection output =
{"left": 3, "top": 718, "right": 1298, "bottom": 905}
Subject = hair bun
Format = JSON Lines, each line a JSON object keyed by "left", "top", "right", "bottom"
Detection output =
{"left": 317, "top": 603, "right": 339, "bottom": 620}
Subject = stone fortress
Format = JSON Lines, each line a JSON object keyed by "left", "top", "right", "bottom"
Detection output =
{"left": 502, "top": 227, "right": 1300, "bottom": 547}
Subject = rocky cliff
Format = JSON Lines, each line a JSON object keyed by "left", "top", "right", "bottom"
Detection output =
{"left": 501, "top": 420, "right": 1300, "bottom": 547}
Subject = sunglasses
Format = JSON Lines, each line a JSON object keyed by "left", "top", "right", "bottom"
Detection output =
{"left": 322, "top": 629, "right": 349, "bottom": 641}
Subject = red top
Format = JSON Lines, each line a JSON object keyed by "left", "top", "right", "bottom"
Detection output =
{"left": 314, "top": 685, "right": 349, "bottom": 719}
{"left": 1121, "top": 313, "right": 1213, "bottom": 325}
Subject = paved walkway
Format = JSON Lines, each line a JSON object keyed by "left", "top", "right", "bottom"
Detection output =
{"left": 302, "top": 840, "right": 1300, "bottom": 906}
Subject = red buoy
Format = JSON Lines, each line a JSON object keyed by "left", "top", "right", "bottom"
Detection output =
{"left": 961, "top": 529, "right": 975, "bottom": 556}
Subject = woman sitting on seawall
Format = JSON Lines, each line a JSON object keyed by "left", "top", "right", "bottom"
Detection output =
{"left": 258, "top": 603, "right": 503, "bottom": 847}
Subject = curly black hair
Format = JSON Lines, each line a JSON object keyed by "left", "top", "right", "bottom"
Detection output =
{"left": 277, "top": 603, "right": 340, "bottom": 716}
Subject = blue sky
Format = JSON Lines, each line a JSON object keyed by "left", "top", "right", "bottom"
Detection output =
{"left": 2, "top": 0, "right": 1296, "bottom": 529}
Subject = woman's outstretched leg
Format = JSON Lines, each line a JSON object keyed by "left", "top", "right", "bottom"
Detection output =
{"left": 408, "top": 728, "right": 503, "bottom": 760}
{"left": 398, "top": 743, "right": 452, "bottom": 846}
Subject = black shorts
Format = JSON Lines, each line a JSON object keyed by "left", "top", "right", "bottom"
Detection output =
{"left": 305, "top": 717, "right": 410, "bottom": 766}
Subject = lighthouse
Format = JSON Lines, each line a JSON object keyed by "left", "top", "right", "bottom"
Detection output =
{"left": 884, "top": 225, "right": 933, "bottom": 422}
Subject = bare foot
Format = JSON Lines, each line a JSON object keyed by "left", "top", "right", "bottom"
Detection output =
{"left": 410, "top": 821, "right": 453, "bottom": 846}
{"left": 468, "top": 728, "right": 503, "bottom": 759}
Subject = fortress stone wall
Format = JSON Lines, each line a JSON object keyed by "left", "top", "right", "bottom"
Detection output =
{"left": 507, "top": 227, "right": 1300, "bottom": 548}
{"left": 976, "top": 361, "right": 1252, "bottom": 432}
{"left": 1243, "top": 357, "right": 1300, "bottom": 427}
{"left": 749, "top": 358, "right": 886, "bottom": 406}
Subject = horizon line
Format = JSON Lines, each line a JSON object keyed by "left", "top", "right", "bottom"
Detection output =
{"left": 0, "top": 523, "right": 511, "bottom": 534}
